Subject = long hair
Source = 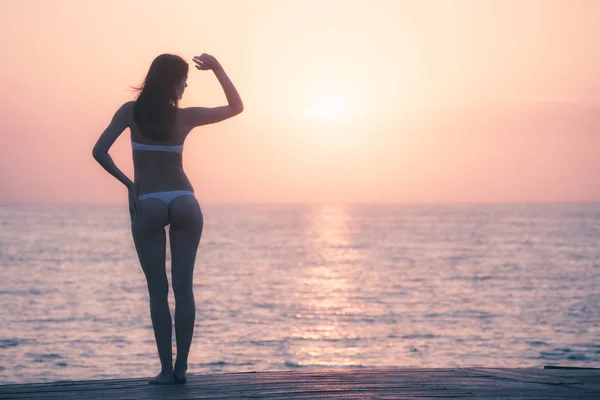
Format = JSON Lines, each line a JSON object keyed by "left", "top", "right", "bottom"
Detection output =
{"left": 133, "top": 54, "right": 189, "bottom": 141}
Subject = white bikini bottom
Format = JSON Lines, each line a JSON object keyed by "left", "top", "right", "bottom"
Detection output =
{"left": 138, "top": 190, "right": 195, "bottom": 206}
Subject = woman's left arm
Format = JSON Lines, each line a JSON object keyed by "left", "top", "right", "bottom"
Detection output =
{"left": 92, "top": 102, "right": 134, "bottom": 189}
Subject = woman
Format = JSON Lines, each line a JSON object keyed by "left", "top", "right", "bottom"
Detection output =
{"left": 92, "top": 53, "right": 243, "bottom": 384}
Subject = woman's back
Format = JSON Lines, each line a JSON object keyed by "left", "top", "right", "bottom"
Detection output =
{"left": 128, "top": 102, "right": 194, "bottom": 196}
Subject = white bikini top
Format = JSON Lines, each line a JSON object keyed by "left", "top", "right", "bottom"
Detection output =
{"left": 131, "top": 140, "right": 183, "bottom": 153}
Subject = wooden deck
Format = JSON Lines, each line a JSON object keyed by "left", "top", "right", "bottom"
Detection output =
{"left": 1, "top": 367, "right": 599, "bottom": 399}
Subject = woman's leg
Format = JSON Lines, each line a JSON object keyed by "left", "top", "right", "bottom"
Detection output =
{"left": 168, "top": 195, "right": 203, "bottom": 380}
{"left": 131, "top": 198, "right": 174, "bottom": 383}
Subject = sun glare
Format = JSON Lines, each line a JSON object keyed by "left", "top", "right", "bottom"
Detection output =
{"left": 304, "top": 93, "right": 351, "bottom": 120}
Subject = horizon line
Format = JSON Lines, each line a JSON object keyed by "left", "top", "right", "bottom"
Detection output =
{"left": 1, "top": 200, "right": 600, "bottom": 207}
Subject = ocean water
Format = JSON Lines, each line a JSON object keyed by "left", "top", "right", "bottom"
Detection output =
{"left": 1, "top": 203, "right": 599, "bottom": 384}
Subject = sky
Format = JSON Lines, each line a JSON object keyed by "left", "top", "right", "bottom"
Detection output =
{"left": 1, "top": 0, "right": 599, "bottom": 205}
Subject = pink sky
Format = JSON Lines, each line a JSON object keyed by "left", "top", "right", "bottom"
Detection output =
{"left": 1, "top": 0, "right": 599, "bottom": 205}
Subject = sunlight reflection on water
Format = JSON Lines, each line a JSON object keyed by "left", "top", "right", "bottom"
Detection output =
{"left": 1, "top": 203, "right": 599, "bottom": 383}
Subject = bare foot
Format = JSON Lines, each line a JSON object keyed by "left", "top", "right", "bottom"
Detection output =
{"left": 173, "top": 363, "right": 187, "bottom": 384}
{"left": 148, "top": 371, "right": 175, "bottom": 385}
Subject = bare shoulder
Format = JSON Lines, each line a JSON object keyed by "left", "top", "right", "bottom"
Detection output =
{"left": 107, "top": 100, "right": 136, "bottom": 128}
{"left": 119, "top": 100, "right": 136, "bottom": 122}
{"left": 178, "top": 107, "right": 199, "bottom": 130}
{"left": 178, "top": 106, "right": 196, "bottom": 124}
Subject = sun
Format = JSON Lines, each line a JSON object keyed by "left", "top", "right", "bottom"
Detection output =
{"left": 304, "top": 93, "right": 351, "bottom": 120}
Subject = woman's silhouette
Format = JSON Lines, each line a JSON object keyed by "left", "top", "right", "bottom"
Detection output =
{"left": 92, "top": 53, "right": 243, "bottom": 384}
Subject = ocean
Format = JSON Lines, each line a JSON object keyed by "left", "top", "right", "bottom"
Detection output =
{"left": 1, "top": 203, "right": 599, "bottom": 384}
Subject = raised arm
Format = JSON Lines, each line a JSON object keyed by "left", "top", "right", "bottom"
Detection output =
{"left": 183, "top": 54, "right": 244, "bottom": 129}
{"left": 92, "top": 101, "right": 134, "bottom": 189}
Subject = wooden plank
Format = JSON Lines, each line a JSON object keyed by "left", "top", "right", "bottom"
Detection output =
{"left": 0, "top": 368, "right": 599, "bottom": 400}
